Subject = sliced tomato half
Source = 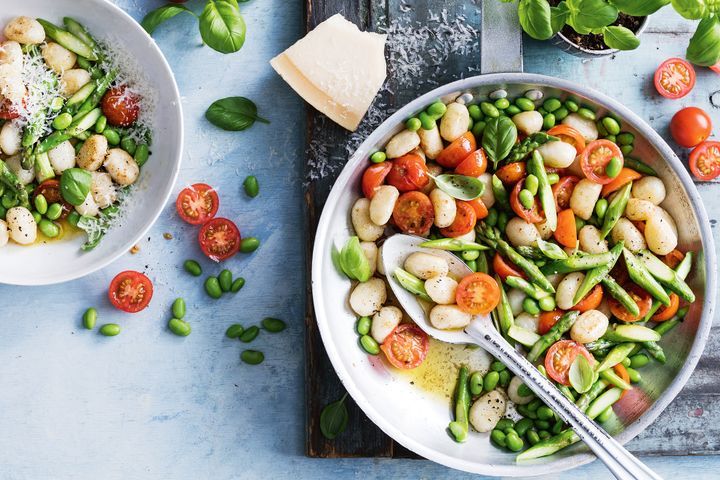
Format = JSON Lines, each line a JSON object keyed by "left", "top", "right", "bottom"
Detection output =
{"left": 538, "top": 310, "right": 563, "bottom": 335}
{"left": 455, "top": 149, "right": 487, "bottom": 177}
{"left": 380, "top": 324, "right": 429, "bottom": 369}
{"left": 548, "top": 125, "right": 586, "bottom": 154}
{"left": 552, "top": 175, "right": 580, "bottom": 210}
{"left": 436, "top": 132, "right": 476, "bottom": 168}
{"left": 392, "top": 191, "right": 434, "bottom": 236}
{"left": 545, "top": 340, "right": 594, "bottom": 386}
{"left": 456, "top": 272, "right": 501, "bottom": 315}
{"left": 439, "top": 200, "right": 476, "bottom": 238}
{"left": 34, "top": 179, "right": 73, "bottom": 220}
{"left": 386, "top": 154, "right": 429, "bottom": 192}
{"left": 689, "top": 141, "right": 720, "bottom": 181}
{"left": 362, "top": 162, "right": 393, "bottom": 199}
{"left": 581, "top": 140, "right": 624, "bottom": 185}
{"left": 108, "top": 270, "right": 153, "bottom": 313}
{"left": 609, "top": 285, "right": 652, "bottom": 322}
{"left": 654, "top": 58, "right": 696, "bottom": 99}
{"left": 198, "top": 217, "right": 241, "bottom": 261}
{"left": 496, "top": 162, "right": 526, "bottom": 185}
{"left": 510, "top": 179, "right": 543, "bottom": 223}
{"left": 493, "top": 253, "right": 524, "bottom": 281}
{"left": 176, "top": 183, "right": 219, "bottom": 225}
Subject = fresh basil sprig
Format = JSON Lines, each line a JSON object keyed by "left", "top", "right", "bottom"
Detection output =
{"left": 687, "top": 15, "right": 720, "bottom": 66}
{"left": 482, "top": 117, "right": 517, "bottom": 169}
{"left": 432, "top": 174, "right": 485, "bottom": 201}
{"left": 320, "top": 393, "right": 349, "bottom": 440}
{"left": 602, "top": 25, "right": 641, "bottom": 50}
{"left": 569, "top": 354, "right": 596, "bottom": 394}
{"left": 519, "top": 0, "right": 555, "bottom": 40}
{"left": 141, "top": 4, "right": 196, "bottom": 34}
{"left": 60, "top": 168, "right": 92, "bottom": 206}
{"left": 335, "top": 237, "right": 372, "bottom": 282}
{"left": 608, "top": 0, "right": 669, "bottom": 16}
{"left": 206, "top": 97, "right": 269, "bottom": 131}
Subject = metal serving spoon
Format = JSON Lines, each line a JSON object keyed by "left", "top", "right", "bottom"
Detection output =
{"left": 382, "top": 234, "right": 662, "bottom": 480}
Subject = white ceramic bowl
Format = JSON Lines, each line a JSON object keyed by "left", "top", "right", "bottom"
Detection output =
{"left": 0, "top": 0, "right": 183, "bottom": 285}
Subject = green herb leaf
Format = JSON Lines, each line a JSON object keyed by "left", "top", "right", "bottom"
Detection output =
{"left": 338, "top": 237, "right": 372, "bottom": 282}
{"left": 550, "top": 3, "right": 570, "bottom": 34}
{"left": 141, "top": 4, "right": 195, "bottom": 34}
{"left": 569, "top": 354, "right": 595, "bottom": 393}
{"left": 320, "top": 393, "right": 349, "bottom": 440}
{"left": 393, "top": 268, "right": 433, "bottom": 302}
{"left": 671, "top": 0, "right": 707, "bottom": 19}
{"left": 518, "top": 0, "right": 554, "bottom": 40}
{"left": 537, "top": 239, "right": 569, "bottom": 260}
{"left": 566, "top": 0, "right": 618, "bottom": 33}
{"left": 602, "top": 25, "right": 641, "bottom": 50}
{"left": 199, "top": 0, "right": 247, "bottom": 54}
{"left": 432, "top": 174, "right": 485, "bottom": 201}
{"left": 205, "top": 96, "right": 269, "bottom": 131}
{"left": 686, "top": 16, "right": 720, "bottom": 67}
{"left": 60, "top": 168, "right": 92, "bottom": 206}
{"left": 482, "top": 117, "right": 518, "bottom": 169}
{"left": 608, "top": 0, "right": 669, "bottom": 16}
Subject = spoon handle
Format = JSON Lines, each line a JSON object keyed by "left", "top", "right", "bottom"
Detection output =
{"left": 465, "top": 322, "right": 662, "bottom": 480}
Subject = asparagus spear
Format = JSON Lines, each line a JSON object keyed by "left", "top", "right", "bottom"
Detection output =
{"left": 623, "top": 248, "right": 671, "bottom": 306}
{"left": 448, "top": 366, "right": 470, "bottom": 442}
{"left": 37, "top": 19, "right": 98, "bottom": 60}
{"left": 528, "top": 150, "right": 557, "bottom": 231}
{"left": 541, "top": 249, "right": 616, "bottom": 275}
{"left": 572, "top": 241, "right": 623, "bottom": 305}
{"left": 0, "top": 159, "right": 29, "bottom": 208}
{"left": 527, "top": 311, "right": 579, "bottom": 362}
{"left": 600, "top": 181, "right": 632, "bottom": 238}
{"left": 600, "top": 275, "right": 640, "bottom": 317}
{"left": 419, "top": 238, "right": 489, "bottom": 251}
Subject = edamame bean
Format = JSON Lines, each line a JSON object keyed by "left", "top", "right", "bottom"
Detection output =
{"left": 218, "top": 269, "right": 233, "bottom": 292}
{"left": 469, "top": 371, "right": 484, "bottom": 395}
{"left": 359, "top": 335, "right": 380, "bottom": 355}
{"left": 486, "top": 208, "right": 498, "bottom": 227}
{"left": 565, "top": 100, "right": 579, "bottom": 112}
{"left": 240, "top": 325, "right": 260, "bottom": 343}
{"left": 418, "top": 111, "right": 436, "bottom": 130}
{"left": 468, "top": 104, "right": 482, "bottom": 120}
{"left": 505, "top": 105, "right": 521, "bottom": 116}
{"left": 370, "top": 151, "right": 386, "bottom": 163}
{"left": 184, "top": 259, "right": 202, "bottom": 276}
{"left": 231, "top": 277, "right": 246, "bottom": 293}
{"left": 491, "top": 429, "right": 507, "bottom": 447}
{"left": 597, "top": 120, "right": 608, "bottom": 138}
{"left": 553, "top": 106, "right": 569, "bottom": 121}
{"left": 121, "top": 137, "right": 137, "bottom": 156}
{"left": 262, "top": 317, "right": 287, "bottom": 332}
{"left": 135, "top": 144, "right": 149, "bottom": 167}
{"left": 2, "top": 193, "right": 18, "bottom": 209}
{"left": 617, "top": 132, "right": 635, "bottom": 145}
{"left": 518, "top": 383, "right": 533, "bottom": 397}
{"left": 168, "top": 318, "right": 191, "bottom": 336}
{"left": 481, "top": 102, "right": 499, "bottom": 118}
{"left": 519, "top": 189, "right": 534, "bottom": 210}
{"left": 537, "top": 406, "right": 554, "bottom": 420}
{"left": 356, "top": 316, "right": 372, "bottom": 335}
{"left": 523, "top": 297, "right": 540, "bottom": 315}
{"left": 94, "top": 115, "right": 107, "bottom": 133}
{"left": 577, "top": 107, "right": 596, "bottom": 120}
{"left": 602, "top": 117, "right": 621, "bottom": 135}
{"left": 244, "top": 175, "right": 259, "bottom": 198}
{"left": 490, "top": 360, "right": 506, "bottom": 372}
{"left": 427, "top": 101, "right": 447, "bottom": 119}
{"left": 39, "top": 219, "right": 60, "bottom": 238}
{"left": 504, "top": 427, "right": 518, "bottom": 436}
{"left": 466, "top": 259, "right": 477, "bottom": 272}
{"left": 52, "top": 112, "right": 73, "bottom": 130}
{"left": 514, "top": 418, "right": 534, "bottom": 437}
{"left": 34, "top": 194, "right": 48, "bottom": 215}
{"left": 594, "top": 198, "right": 608, "bottom": 220}
{"left": 517, "top": 405, "right": 536, "bottom": 419}
{"left": 46, "top": 203, "right": 62, "bottom": 220}
{"left": 627, "top": 367, "right": 641, "bottom": 383}
{"left": 494, "top": 98, "right": 510, "bottom": 110}
{"left": 83, "top": 307, "right": 97, "bottom": 330}
{"left": 103, "top": 128, "right": 120, "bottom": 145}
{"left": 505, "top": 432, "right": 524, "bottom": 452}
{"left": 630, "top": 354, "right": 649, "bottom": 368}
{"left": 525, "top": 175, "right": 539, "bottom": 195}
{"left": 538, "top": 296, "right": 555, "bottom": 312}
{"left": 596, "top": 406, "right": 613, "bottom": 423}
{"left": 241, "top": 237, "right": 260, "bottom": 253}
{"left": 542, "top": 113, "right": 556, "bottom": 130}
{"left": 538, "top": 430, "right": 551, "bottom": 440}
{"left": 620, "top": 144, "right": 633, "bottom": 156}
{"left": 467, "top": 117, "right": 474, "bottom": 130}
{"left": 226, "top": 324, "right": 244, "bottom": 338}
{"left": 205, "top": 276, "right": 222, "bottom": 299}
{"left": 605, "top": 134, "right": 617, "bottom": 143}
{"left": 499, "top": 369, "right": 511, "bottom": 387}
{"left": 405, "top": 117, "right": 421, "bottom": 131}
{"left": 50, "top": 96, "right": 64, "bottom": 111}
{"left": 575, "top": 217, "right": 585, "bottom": 231}
{"left": 0, "top": 205, "right": 6, "bottom": 219}
{"left": 552, "top": 420, "right": 565, "bottom": 434}
{"left": 606, "top": 156, "right": 622, "bottom": 178}
{"left": 0, "top": 184, "right": 4, "bottom": 197}
{"left": 534, "top": 419, "right": 551, "bottom": 430}
{"left": 547, "top": 173, "right": 560, "bottom": 185}
{"left": 99, "top": 324, "right": 120, "bottom": 336}
{"left": 622, "top": 357, "right": 631, "bottom": 367}
{"left": 471, "top": 120, "right": 486, "bottom": 136}
{"left": 32, "top": 211, "right": 42, "bottom": 224}
{"left": 543, "top": 98, "right": 562, "bottom": 112}
{"left": 515, "top": 97, "right": 535, "bottom": 111}
{"left": 484, "top": 370, "right": 500, "bottom": 391}
{"left": 461, "top": 249, "right": 480, "bottom": 261}
{"left": 67, "top": 211, "right": 80, "bottom": 227}
{"left": 172, "top": 298, "right": 186, "bottom": 319}
{"left": 526, "top": 429, "right": 541, "bottom": 445}
{"left": 496, "top": 418, "right": 514, "bottom": 431}
{"left": 241, "top": 349, "right": 264, "bottom": 365}
{"left": 497, "top": 211, "right": 508, "bottom": 232}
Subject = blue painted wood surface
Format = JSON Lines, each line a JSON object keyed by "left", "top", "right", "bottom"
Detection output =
{"left": 0, "top": 0, "right": 719, "bottom": 478}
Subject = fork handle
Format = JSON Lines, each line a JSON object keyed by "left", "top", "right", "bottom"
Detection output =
{"left": 465, "top": 322, "right": 662, "bottom": 480}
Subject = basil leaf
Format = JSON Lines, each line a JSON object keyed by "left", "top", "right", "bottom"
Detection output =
{"left": 60, "top": 168, "right": 92, "bottom": 206}
{"left": 671, "top": 0, "right": 706, "bottom": 19}
{"left": 537, "top": 239, "right": 569, "bottom": 260}
{"left": 518, "top": 0, "right": 554, "bottom": 40}
{"left": 566, "top": 0, "right": 618, "bottom": 32}
{"left": 608, "top": 0, "right": 669, "bottom": 16}
{"left": 320, "top": 393, "right": 349, "bottom": 440}
{"left": 687, "top": 16, "right": 720, "bottom": 67}
{"left": 550, "top": 3, "right": 570, "bottom": 34}
{"left": 339, "top": 236, "right": 371, "bottom": 282}
{"left": 432, "top": 174, "right": 485, "bottom": 201}
{"left": 141, "top": 4, "right": 195, "bottom": 35}
{"left": 602, "top": 25, "right": 641, "bottom": 50}
{"left": 206, "top": 96, "right": 269, "bottom": 131}
{"left": 569, "top": 354, "right": 595, "bottom": 394}
{"left": 482, "top": 117, "right": 518, "bottom": 169}
{"left": 199, "top": 0, "right": 246, "bottom": 54}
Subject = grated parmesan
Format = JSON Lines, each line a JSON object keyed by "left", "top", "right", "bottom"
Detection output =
{"left": 16, "top": 47, "right": 62, "bottom": 138}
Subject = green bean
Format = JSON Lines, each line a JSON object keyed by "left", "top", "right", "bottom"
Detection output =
{"left": 231, "top": 277, "right": 246, "bottom": 293}
{"left": 427, "top": 101, "right": 446, "bottom": 118}
{"left": 483, "top": 371, "right": 500, "bottom": 392}
{"left": 405, "top": 117, "right": 421, "bottom": 131}
{"left": 523, "top": 297, "right": 540, "bottom": 315}
{"left": 527, "top": 311, "right": 579, "bottom": 362}
{"left": 103, "top": 128, "right": 120, "bottom": 145}
{"left": 517, "top": 428, "right": 577, "bottom": 461}
{"left": 34, "top": 194, "right": 48, "bottom": 215}
{"left": 261, "top": 317, "right": 286, "bottom": 332}
{"left": 244, "top": 175, "right": 259, "bottom": 198}
{"left": 241, "top": 350, "right": 264, "bottom": 365}
{"left": 134, "top": 144, "right": 149, "bottom": 167}
{"left": 240, "top": 325, "right": 260, "bottom": 343}
{"left": 225, "top": 324, "right": 244, "bottom": 338}
{"left": 204, "top": 276, "right": 222, "bottom": 299}
{"left": 516, "top": 97, "right": 535, "bottom": 111}
{"left": 599, "top": 181, "right": 631, "bottom": 238}
{"left": 240, "top": 237, "right": 260, "bottom": 253}
{"left": 370, "top": 151, "right": 386, "bottom": 163}
{"left": 528, "top": 150, "right": 557, "bottom": 231}
{"left": 572, "top": 242, "right": 623, "bottom": 305}
{"left": 168, "top": 318, "right": 192, "bottom": 336}
{"left": 605, "top": 156, "right": 622, "bottom": 178}
{"left": 183, "top": 259, "right": 202, "bottom": 276}
{"left": 172, "top": 298, "right": 186, "bottom": 319}
{"left": 82, "top": 307, "right": 97, "bottom": 329}
{"left": 359, "top": 335, "right": 380, "bottom": 354}
{"left": 623, "top": 156, "right": 657, "bottom": 176}
{"left": 38, "top": 219, "right": 60, "bottom": 238}
{"left": 0, "top": 160, "right": 29, "bottom": 208}
{"left": 448, "top": 366, "right": 471, "bottom": 442}
{"left": 491, "top": 429, "right": 507, "bottom": 448}
{"left": 218, "top": 269, "right": 233, "bottom": 292}
{"left": 99, "top": 323, "right": 120, "bottom": 336}
{"left": 121, "top": 137, "right": 137, "bottom": 155}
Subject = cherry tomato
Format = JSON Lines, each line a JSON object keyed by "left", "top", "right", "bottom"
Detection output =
{"left": 362, "top": 162, "right": 392, "bottom": 199}
{"left": 380, "top": 324, "right": 429, "bottom": 369}
{"left": 386, "top": 154, "right": 429, "bottom": 192}
{"left": 108, "top": 270, "right": 153, "bottom": 313}
{"left": 570, "top": 284, "right": 603, "bottom": 312}
{"left": 198, "top": 217, "right": 241, "bottom": 261}
{"left": 711, "top": 61, "right": 720, "bottom": 74}
{"left": 510, "top": 179, "right": 543, "bottom": 223}
{"left": 496, "top": 162, "right": 526, "bottom": 185}
{"left": 652, "top": 293, "right": 680, "bottom": 322}
{"left": 613, "top": 363, "right": 632, "bottom": 397}
{"left": 392, "top": 191, "right": 434, "bottom": 236}
{"left": 581, "top": 140, "right": 624, "bottom": 185}
{"left": 175, "top": 183, "right": 219, "bottom": 225}
{"left": 662, "top": 249, "right": 685, "bottom": 269}
{"left": 552, "top": 176, "right": 580, "bottom": 210}
{"left": 439, "top": 201, "right": 476, "bottom": 237}
{"left": 548, "top": 125, "right": 586, "bottom": 154}
{"left": 538, "top": 310, "right": 563, "bottom": 335}
{"left": 609, "top": 285, "right": 652, "bottom": 322}
{"left": 493, "top": 253, "right": 524, "bottom": 281}
{"left": 436, "top": 132, "right": 476, "bottom": 168}
{"left": 654, "top": 58, "right": 696, "bottom": 99}
{"left": 554, "top": 208, "right": 577, "bottom": 248}
{"left": 467, "top": 198, "right": 489, "bottom": 220}
{"left": 455, "top": 149, "right": 487, "bottom": 177}
{"left": 101, "top": 86, "right": 141, "bottom": 127}
{"left": 33, "top": 179, "right": 72, "bottom": 219}
{"left": 670, "top": 107, "right": 712, "bottom": 148}
{"left": 544, "top": 340, "right": 594, "bottom": 386}
{"left": 689, "top": 141, "right": 720, "bottom": 181}
{"left": 455, "top": 272, "right": 501, "bottom": 315}
{"left": 601, "top": 168, "right": 642, "bottom": 197}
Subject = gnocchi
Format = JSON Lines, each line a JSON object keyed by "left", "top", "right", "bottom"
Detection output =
{"left": 624, "top": 198, "right": 656, "bottom": 221}
{"left": 48, "top": 140, "right": 76, "bottom": 174}
{"left": 570, "top": 309, "right": 609, "bottom": 344}
{"left": 645, "top": 212, "right": 678, "bottom": 255}
{"left": 561, "top": 113, "right": 598, "bottom": 142}
{"left": 611, "top": 218, "right": 647, "bottom": 252}
{"left": 76, "top": 134, "right": 109, "bottom": 171}
{"left": 429, "top": 304, "right": 472, "bottom": 329}
{"left": 478, "top": 173, "right": 495, "bottom": 209}
{"left": 417, "top": 124, "right": 444, "bottom": 159}
{"left": 6, "top": 206, "right": 37, "bottom": 244}
{"left": 369, "top": 185, "right": 399, "bottom": 226}
{"left": 4, "top": 16, "right": 45, "bottom": 45}
{"left": 404, "top": 252, "right": 449, "bottom": 280}
{"left": 385, "top": 130, "right": 421, "bottom": 159}
{"left": 0, "top": 219, "right": 8, "bottom": 247}
{"left": 439, "top": 102, "right": 470, "bottom": 142}
{"left": 536, "top": 140, "right": 577, "bottom": 168}
{"left": 507, "top": 376, "right": 534, "bottom": 405}
{"left": 429, "top": 188, "right": 456, "bottom": 228}
{"left": 570, "top": 179, "right": 602, "bottom": 220}
{"left": 41, "top": 42, "right": 77, "bottom": 73}
{"left": 370, "top": 306, "right": 402, "bottom": 344}
{"left": 469, "top": 390, "right": 506, "bottom": 432}
{"left": 349, "top": 278, "right": 387, "bottom": 317}
{"left": 60, "top": 69, "right": 92, "bottom": 97}
{"left": 0, "top": 120, "right": 22, "bottom": 156}
{"left": 424, "top": 275, "right": 458, "bottom": 305}
{"left": 360, "top": 241, "right": 378, "bottom": 277}
{"left": 351, "top": 198, "right": 384, "bottom": 242}
{"left": 632, "top": 176, "right": 666, "bottom": 205}
{"left": 578, "top": 225, "right": 609, "bottom": 254}
{"left": 505, "top": 217, "right": 540, "bottom": 247}
{"left": 555, "top": 272, "right": 585, "bottom": 310}
{"left": 512, "top": 111, "right": 543, "bottom": 136}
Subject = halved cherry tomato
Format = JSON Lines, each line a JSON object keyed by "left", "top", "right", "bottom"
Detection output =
{"left": 493, "top": 253, "right": 524, "bottom": 281}
{"left": 545, "top": 340, "right": 594, "bottom": 386}
{"left": 609, "top": 285, "right": 652, "bottom": 322}
{"left": 198, "top": 217, "right": 241, "bottom": 261}
{"left": 652, "top": 293, "right": 680, "bottom": 322}
{"left": 581, "top": 140, "right": 624, "bottom": 185}
{"left": 455, "top": 149, "right": 487, "bottom": 176}
{"left": 548, "top": 125, "right": 586, "bottom": 154}
{"left": 510, "top": 179, "right": 543, "bottom": 223}
{"left": 662, "top": 249, "right": 685, "bottom": 269}
{"left": 670, "top": 107, "right": 712, "bottom": 148}
{"left": 711, "top": 61, "right": 720, "bottom": 74}
{"left": 380, "top": 324, "right": 429, "bottom": 369}
{"left": 467, "top": 198, "right": 489, "bottom": 220}
{"left": 108, "top": 270, "right": 153, "bottom": 313}
{"left": 689, "top": 141, "right": 720, "bottom": 181}
{"left": 456, "top": 272, "right": 501, "bottom": 315}
{"left": 362, "top": 162, "right": 392, "bottom": 199}
{"left": 386, "top": 154, "right": 429, "bottom": 192}
{"left": 554, "top": 209, "right": 577, "bottom": 248}
{"left": 176, "top": 183, "right": 219, "bottom": 225}
{"left": 436, "top": 132, "right": 476, "bottom": 168}
{"left": 601, "top": 168, "right": 642, "bottom": 197}
{"left": 392, "top": 191, "right": 434, "bottom": 236}
{"left": 654, "top": 58, "right": 696, "bottom": 99}
{"left": 552, "top": 176, "right": 579, "bottom": 210}
{"left": 496, "top": 162, "right": 526, "bottom": 184}
{"left": 439, "top": 201, "right": 476, "bottom": 237}
{"left": 33, "top": 179, "right": 73, "bottom": 219}
{"left": 101, "top": 86, "right": 141, "bottom": 127}
{"left": 570, "top": 284, "right": 603, "bottom": 312}
{"left": 613, "top": 363, "right": 632, "bottom": 397}
{"left": 538, "top": 310, "right": 563, "bottom": 335}
{"left": 0, "top": 99, "right": 19, "bottom": 120}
